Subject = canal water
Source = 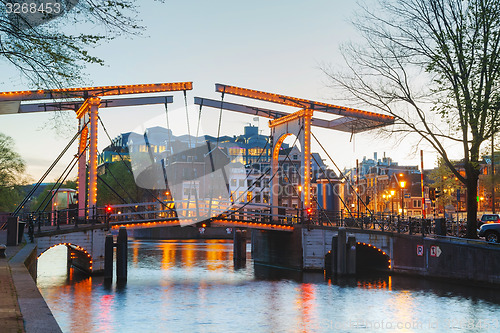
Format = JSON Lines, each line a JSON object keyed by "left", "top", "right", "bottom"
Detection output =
{"left": 37, "top": 239, "right": 500, "bottom": 332}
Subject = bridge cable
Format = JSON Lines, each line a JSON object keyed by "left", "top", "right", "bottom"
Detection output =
{"left": 13, "top": 122, "right": 90, "bottom": 217}
{"left": 216, "top": 87, "right": 225, "bottom": 147}
{"left": 96, "top": 174, "right": 129, "bottom": 204}
{"left": 311, "top": 131, "right": 373, "bottom": 217}
{"left": 182, "top": 89, "right": 201, "bottom": 218}
{"left": 199, "top": 101, "right": 220, "bottom": 219}
{"left": 164, "top": 97, "right": 173, "bottom": 155}
{"left": 308, "top": 152, "right": 352, "bottom": 222}
{"left": 37, "top": 142, "right": 88, "bottom": 213}
{"left": 222, "top": 137, "right": 270, "bottom": 204}
{"left": 95, "top": 148, "right": 137, "bottom": 204}
{"left": 228, "top": 132, "right": 281, "bottom": 207}
{"left": 223, "top": 130, "right": 301, "bottom": 219}
{"left": 97, "top": 116, "right": 176, "bottom": 214}
{"left": 281, "top": 150, "right": 335, "bottom": 225}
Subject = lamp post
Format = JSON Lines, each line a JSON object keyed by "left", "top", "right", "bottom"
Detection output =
{"left": 298, "top": 185, "right": 302, "bottom": 223}
{"left": 400, "top": 181, "right": 406, "bottom": 218}
{"left": 390, "top": 189, "right": 395, "bottom": 220}
{"left": 382, "top": 194, "right": 387, "bottom": 215}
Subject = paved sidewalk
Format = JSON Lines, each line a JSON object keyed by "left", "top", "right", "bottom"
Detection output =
{"left": 0, "top": 231, "right": 25, "bottom": 333}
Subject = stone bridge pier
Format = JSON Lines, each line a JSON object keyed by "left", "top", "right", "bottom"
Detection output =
{"left": 251, "top": 224, "right": 500, "bottom": 284}
{"left": 35, "top": 228, "right": 107, "bottom": 274}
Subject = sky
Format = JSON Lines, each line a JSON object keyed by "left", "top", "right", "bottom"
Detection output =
{"left": 0, "top": 0, "right": 458, "bottom": 183}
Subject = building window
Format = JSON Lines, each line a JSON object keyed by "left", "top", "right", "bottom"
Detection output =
{"left": 248, "top": 148, "right": 263, "bottom": 156}
{"left": 231, "top": 179, "right": 237, "bottom": 187}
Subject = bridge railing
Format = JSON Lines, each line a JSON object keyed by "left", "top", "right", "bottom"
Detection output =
{"left": 312, "top": 209, "right": 468, "bottom": 237}
{"left": 19, "top": 201, "right": 469, "bottom": 239}
{"left": 19, "top": 206, "right": 110, "bottom": 240}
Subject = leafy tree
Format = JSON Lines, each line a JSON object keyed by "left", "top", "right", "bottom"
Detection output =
{"left": 0, "top": 0, "right": 143, "bottom": 88}
{"left": 428, "top": 158, "right": 463, "bottom": 211}
{"left": 97, "top": 161, "right": 146, "bottom": 206}
{"left": 0, "top": 133, "right": 26, "bottom": 212}
{"left": 63, "top": 179, "right": 77, "bottom": 190}
{"left": 325, "top": 0, "right": 500, "bottom": 237}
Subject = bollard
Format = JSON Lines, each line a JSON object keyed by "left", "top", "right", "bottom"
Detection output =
{"left": 337, "top": 227, "right": 347, "bottom": 275}
{"left": 0, "top": 244, "right": 6, "bottom": 258}
{"left": 104, "top": 234, "right": 114, "bottom": 282}
{"left": 7, "top": 216, "right": 19, "bottom": 246}
{"left": 116, "top": 227, "right": 128, "bottom": 282}
{"left": 346, "top": 236, "right": 356, "bottom": 275}
{"left": 331, "top": 236, "right": 338, "bottom": 275}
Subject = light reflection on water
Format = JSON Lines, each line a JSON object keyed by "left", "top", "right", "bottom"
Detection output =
{"left": 37, "top": 239, "right": 500, "bottom": 333}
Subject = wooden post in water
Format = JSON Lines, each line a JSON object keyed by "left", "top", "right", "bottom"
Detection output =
{"left": 233, "top": 229, "right": 247, "bottom": 267}
{"left": 116, "top": 227, "right": 128, "bottom": 282}
{"left": 104, "top": 234, "right": 114, "bottom": 282}
{"left": 346, "top": 236, "right": 357, "bottom": 275}
{"left": 337, "top": 228, "right": 347, "bottom": 275}
{"left": 330, "top": 235, "right": 338, "bottom": 275}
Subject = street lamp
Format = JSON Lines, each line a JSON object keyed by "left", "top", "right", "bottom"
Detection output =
{"left": 382, "top": 193, "right": 387, "bottom": 214}
{"left": 390, "top": 189, "right": 395, "bottom": 219}
{"left": 400, "top": 181, "right": 406, "bottom": 218}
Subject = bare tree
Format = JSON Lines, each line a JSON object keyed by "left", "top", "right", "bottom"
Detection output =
{"left": 0, "top": 0, "right": 143, "bottom": 88}
{"left": 324, "top": 0, "right": 500, "bottom": 237}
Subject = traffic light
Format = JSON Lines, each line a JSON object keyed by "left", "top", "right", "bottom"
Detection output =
{"left": 306, "top": 207, "right": 313, "bottom": 216}
{"left": 429, "top": 188, "right": 436, "bottom": 201}
{"left": 105, "top": 205, "right": 112, "bottom": 224}
{"left": 435, "top": 189, "right": 442, "bottom": 198}
{"left": 196, "top": 221, "right": 211, "bottom": 228}
{"left": 365, "top": 196, "right": 371, "bottom": 205}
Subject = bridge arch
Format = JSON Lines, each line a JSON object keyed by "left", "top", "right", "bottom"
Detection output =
{"left": 270, "top": 109, "right": 313, "bottom": 216}
{"left": 38, "top": 242, "right": 94, "bottom": 274}
{"left": 35, "top": 228, "right": 107, "bottom": 273}
{"left": 356, "top": 242, "right": 391, "bottom": 273}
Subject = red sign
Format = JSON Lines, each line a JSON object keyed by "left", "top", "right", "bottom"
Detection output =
{"left": 417, "top": 245, "right": 424, "bottom": 256}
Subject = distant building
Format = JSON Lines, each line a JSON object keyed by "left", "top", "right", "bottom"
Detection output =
{"left": 97, "top": 125, "right": 339, "bottom": 213}
{"left": 342, "top": 152, "right": 426, "bottom": 217}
